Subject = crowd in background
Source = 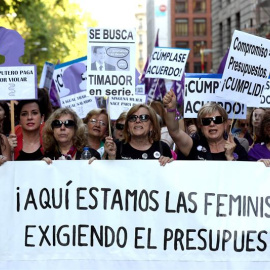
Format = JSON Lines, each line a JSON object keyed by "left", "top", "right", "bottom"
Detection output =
{"left": 0, "top": 87, "right": 270, "bottom": 167}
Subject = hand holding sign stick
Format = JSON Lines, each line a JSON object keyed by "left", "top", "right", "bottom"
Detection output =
{"left": 104, "top": 96, "right": 112, "bottom": 137}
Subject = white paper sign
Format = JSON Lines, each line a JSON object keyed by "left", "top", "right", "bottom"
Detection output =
{"left": 216, "top": 30, "right": 270, "bottom": 107}
{"left": 1, "top": 161, "right": 270, "bottom": 269}
{"left": 260, "top": 78, "right": 270, "bottom": 108}
{"left": 52, "top": 56, "right": 96, "bottom": 118}
{"left": 184, "top": 74, "right": 246, "bottom": 119}
{"left": 87, "top": 28, "right": 136, "bottom": 97}
{"left": 145, "top": 47, "right": 190, "bottom": 80}
{"left": 109, "top": 94, "right": 147, "bottom": 120}
{"left": 0, "top": 65, "right": 37, "bottom": 100}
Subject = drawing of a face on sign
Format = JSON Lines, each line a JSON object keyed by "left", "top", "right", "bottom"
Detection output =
{"left": 0, "top": 27, "right": 25, "bottom": 66}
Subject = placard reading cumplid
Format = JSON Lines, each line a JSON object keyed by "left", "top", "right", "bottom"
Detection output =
{"left": 145, "top": 47, "right": 190, "bottom": 80}
{"left": 184, "top": 74, "right": 246, "bottom": 119}
{"left": 87, "top": 28, "right": 136, "bottom": 97}
{"left": 0, "top": 66, "right": 36, "bottom": 100}
{"left": 216, "top": 30, "right": 270, "bottom": 107}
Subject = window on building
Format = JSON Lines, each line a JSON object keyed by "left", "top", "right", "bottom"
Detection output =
{"left": 139, "top": 18, "right": 143, "bottom": 30}
{"left": 175, "top": 19, "right": 188, "bottom": 36}
{"left": 219, "top": 22, "right": 223, "bottom": 56}
{"left": 139, "top": 34, "right": 143, "bottom": 44}
{"left": 193, "top": 0, "right": 206, "bottom": 13}
{"left": 175, "top": 41, "right": 189, "bottom": 48}
{"left": 235, "top": 12, "right": 240, "bottom": 30}
{"left": 193, "top": 41, "right": 206, "bottom": 57}
{"left": 185, "top": 62, "right": 189, "bottom": 73}
{"left": 194, "top": 19, "right": 206, "bottom": 36}
{"left": 175, "top": 0, "right": 188, "bottom": 13}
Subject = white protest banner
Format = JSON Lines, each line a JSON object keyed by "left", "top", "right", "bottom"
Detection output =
{"left": 52, "top": 56, "right": 96, "bottom": 118}
{"left": 1, "top": 160, "right": 270, "bottom": 270}
{"left": 39, "top": 62, "right": 54, "bottom": 90}
{"left": 87, "top": 28, "right": 136, "bottom": 97}
{"left": 145, "top": 47, "right": 190, "bottom": 81}
{"left": 216, "top": 30, "right": 270, "bottom": 107}
{"left": 0, "top": 66, "right": 37, "bottom": 100}
{"left": 184, "top": 73, "right": 246, "bottom": 119}
{"left": 260, "top": 77, "right": 270, "bottom": 108}
{"left": 109, "top": 94, "right": 147, "bottom": 120}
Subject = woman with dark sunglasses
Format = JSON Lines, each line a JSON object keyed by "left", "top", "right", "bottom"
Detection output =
{"left": 104, "top": 104, "right": 173, "bottom": 166}
{"left": 42, "top": 108, "right": 100, "bottom": 164}
{"left": 163, "top": 90, "right": 248, "bottom": 161}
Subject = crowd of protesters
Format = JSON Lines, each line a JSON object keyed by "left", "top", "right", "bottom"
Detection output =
{"left": 0, "top": 87, "right": 270, "bottom": 167}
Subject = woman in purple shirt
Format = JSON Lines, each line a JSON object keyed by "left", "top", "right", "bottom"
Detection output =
{"left": 248, "top": 110, "right": 270, "bottom": 166}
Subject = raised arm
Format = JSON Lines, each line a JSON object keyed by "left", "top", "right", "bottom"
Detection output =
{"left": 163, "top": 90, "right": 193, "bottom": 156}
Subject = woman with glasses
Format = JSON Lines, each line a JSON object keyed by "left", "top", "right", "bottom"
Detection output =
{"left": 83, "top": 108, "right": 108, "bottom": 158}
{"left": 42, "top": 108, "right": 100, "bottom": 164}
{"left": 104, "top": 104, "right": 173, "bottom": 166}
{"left": 163, "top": 90, "right": 248, "bottom": 161}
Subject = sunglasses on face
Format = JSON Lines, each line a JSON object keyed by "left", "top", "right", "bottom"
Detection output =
{"left": 201, "top": 116, "right": 224, "bottom": 126}
{"left": 51, "top": 120, "right": 75, "bottom": 129}
{"left": 89, "top": 119, "right": 107, "bottom": 127}
{"left": 115, "top": 123, "right": 124, "bottom": 130}
{"left": 128, "top": 114, "right": 150, "bottom": 122}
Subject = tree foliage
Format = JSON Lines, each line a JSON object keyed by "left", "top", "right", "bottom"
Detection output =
{"left": 0, "top": 0, "right": 97, "bottom": 77}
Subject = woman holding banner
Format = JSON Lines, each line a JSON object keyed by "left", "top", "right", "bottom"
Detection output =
{"left": 42, "top": 107, "right": 100, "bottom": 163}
{"left": 0, "top": 101, "right": 11, "bottom": 136}
{"left": 163, "top": 90, "right": 248, "bottom": 161}
{"left": 248, "top": 110, "right": 270, "bottom": 166}
{"left": 104, "top": 104, "right": 173, "bottom": 166}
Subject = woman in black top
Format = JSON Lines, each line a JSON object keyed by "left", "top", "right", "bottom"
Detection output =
{"left": 105, "top": 104, "right": 173, "bottom": 166}
{"left": 163, "top": 90, "right": 248, "bottom": 161}
{"left": 42, "top": 108, "right": 100, "bottom": 164}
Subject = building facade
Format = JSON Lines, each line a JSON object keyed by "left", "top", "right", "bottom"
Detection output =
{"left": 211, "top": 0, "right": 258, "bottom": 72}
{"left": 170, "top": 0, "right": 213, "bottom": 73}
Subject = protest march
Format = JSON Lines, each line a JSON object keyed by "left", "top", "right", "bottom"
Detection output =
{"left": 1, "top": 21, "right": 270, "bottom": 270}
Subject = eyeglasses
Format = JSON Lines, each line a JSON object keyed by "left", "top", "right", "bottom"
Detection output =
{"left": 51, "top": 120, "right": 75, "bottom": 129}
{"left": 89, "top": 119, "right": 107, "bottom": 127}
{"left": 240, "top": 123, "right": 249, "bottom": 127}
{"left": 115, "top": 123, "right": 124, "bottom": 130}
{"left": 128, "top": 114, "right": 150, "bottom": 122}
{"left": 201, "top": 116, "right": 224, "bottom": 126}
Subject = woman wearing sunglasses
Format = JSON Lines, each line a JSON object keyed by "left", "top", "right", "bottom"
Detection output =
{"left": 42, "top": 108, "right": 100, "bottom": 164}
{"left": 163, "top": 90, "right": 248, "bottom": 161}
{"left": 104, "top": 104, "right": 173, "bottom": 166}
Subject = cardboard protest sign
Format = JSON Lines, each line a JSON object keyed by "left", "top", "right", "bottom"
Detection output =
{"left": 0, "top": 28, "right": 37, "bottom": 100}
{"left": 216, "top": 30, "right": 270, "bottom": 107}
{"left": 87, "top": 28, "right": 136, "bottom": 97}
{"left": 260, "top": 77, "right": 270, "bottom": 108}
{"left": 39, "top": 62, "right": 54, "bottom": 90}
{"left": 1, "top": 160, "right": 270, "bottom": 270}
{"left": 52, "top": 56, "right": 97, "bottom": 118}
{"left": 184, "top": 74, "right": 246, "bottom": 119}
{"left": 145, "top": 47, "right": 190, "bottom": 81}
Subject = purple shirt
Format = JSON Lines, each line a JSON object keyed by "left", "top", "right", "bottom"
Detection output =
{"left": 248, "top": 143, "right": 270, "bottom": 161}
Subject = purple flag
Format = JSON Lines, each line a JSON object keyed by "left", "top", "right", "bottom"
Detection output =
{"left": 217, "top": 48, "right": 229, "bottom": 74}
{"left": 49, "top": 80, "right": 61, "bottom": 108}
{"left": 171, "top": 73, "right": 185, "bottom": 106}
